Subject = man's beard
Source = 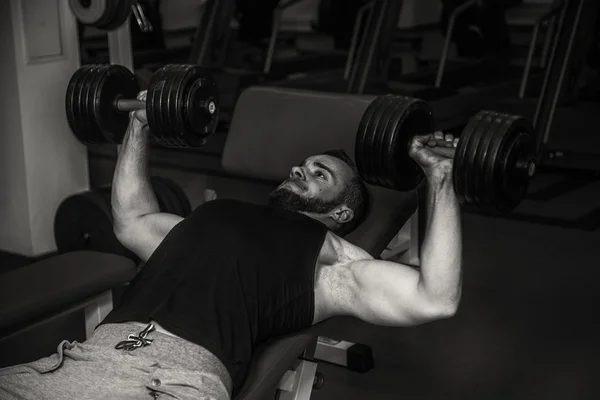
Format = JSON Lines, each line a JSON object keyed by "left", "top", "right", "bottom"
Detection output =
{"left": 268, "top": 185, "right": 340, "bottom": 214}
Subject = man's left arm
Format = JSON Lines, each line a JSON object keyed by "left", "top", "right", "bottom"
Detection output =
{"left": 345, "top": 156, "right": 462, "bottom": 327}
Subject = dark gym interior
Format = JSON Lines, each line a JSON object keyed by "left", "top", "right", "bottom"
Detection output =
{"left": 1, "top": 0, "right": 600, "bottom": 399}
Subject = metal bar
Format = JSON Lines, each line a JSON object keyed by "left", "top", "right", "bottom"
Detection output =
{"left": 435, "top": 0, "right": 478, "bottom": 88}
{"left": 264, "top": 9, "right": 284, "bottom": 74}
{"left": 541, "top": 16, "right": 557, "bottom": 68}
{"left": 344, "top": 1, "right": 374, "bottom": 80}
{"left": 357, "top": 0, "right": 388, "bottom": 94}
{"left": 541, "top": 0, "right": 585, "bottom": 146}
{"left": 107, "top": 17, "right": 133, "bottom": 71}
{"left": 116, "top": 98, "right": 145, "bottom": 112}
{"left": 198, "top": 0, "right": 222, "bottom": 67}
{"left": 519, "top": 22, "right": 541, "bottom": 99}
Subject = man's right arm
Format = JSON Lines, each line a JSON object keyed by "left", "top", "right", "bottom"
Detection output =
{"left": 112, "top": 115, "right": 183, "bottom": 263}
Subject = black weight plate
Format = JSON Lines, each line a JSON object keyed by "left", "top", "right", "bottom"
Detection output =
{"left": 387, "top": 98, "right": 434, "bottom": 191}
{"left": 483, "top": 113, "right": 518, "bottom": 213}
{"left": 151, "top": 65, "right": 174, "bottom": 146}
{"left": 69, "top": 0, "right": 108, "bottom": 25}
{"left": 363, "top": 95, "right": 396, "bottom": 186}
{"left": 54, "top": 190, "right": 131, "bottom": 258}
{"left": 98, "top": 0, "right": 132, "bottom": 30}
{"left": 95, "top": 64, "right": 139, "bottom": 144}
{"left": 161, "top": 64, "right": 183, "bottom": 147}
{"left": 495, "top": 118, "right": 535, "bottom": 212}
{"left": 147, "top": 65, "right": 173, "bottom": 146}
{"left": 181, "top": 70, "right": 220, "bottom": 146}
{"left": 83, "top": 65, "right": 108, "bottom": 144}
{"left": 175, "top": 65, "right": 198, "bottom": 147}
{"left": 379, "top": 97, "right": 409, "bottom": 189}
{"left": 372, "top": 96, "right": 402, "bottom": 188}
{"left": 156, "top": 64, "right": 177, "bottom": 147}
{"left": 76, "top": 65, "right": 102, "bottom": 144}
{"left": 453, "top": 112, "right": 482, "bottom": 207}
{"left": 363, "top": 95, "right": 395, "bottom": 187}
{"left": 65, "top": 66, "right": 90, "bottom": 144}
{"left": 464, "top": 111, "right": 497, "bottom": 209}
{"left": 478, "top": 112, "right": 510, "bottom": 211}
{"left": 96, "top": 0, "right": 119, "bottom": 28}
{"left": 355, "top": 96, "right": 388, "bottom": 185}
{"left": 383, "top": 97, "right": 416, "bottom": 190}
{"left": 169, "top": 65, "right": 189, "bottom": 147}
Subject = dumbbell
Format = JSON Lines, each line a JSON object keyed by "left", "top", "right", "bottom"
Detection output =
{"left": 65, "top": 64, "right": 219, "bottom": 147}
{"left": 355, "top": 95, "right": 537, "bottom": 213}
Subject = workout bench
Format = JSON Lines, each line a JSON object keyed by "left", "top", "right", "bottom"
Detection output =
{"left": 0, "top": 86, "right": 419, "bottom": 399}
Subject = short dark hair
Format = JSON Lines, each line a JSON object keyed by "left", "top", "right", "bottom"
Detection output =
{"left": 323, "top": 149, "right": 369, "bottom": 236}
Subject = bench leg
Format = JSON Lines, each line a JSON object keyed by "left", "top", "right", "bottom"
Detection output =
{"left": 83, "top": 290, "right": 113, "bottom": 340}
{"left": 276, "top": 359, "right": 318, "bottom": 400}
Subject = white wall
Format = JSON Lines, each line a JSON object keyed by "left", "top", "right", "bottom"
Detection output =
{"left": 0, "top": 0, "right": 89, "bottom": 256}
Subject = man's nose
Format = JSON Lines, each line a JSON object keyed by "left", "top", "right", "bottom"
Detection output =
{"left": 291, "top": 166, "right": 305, "bottom": 179}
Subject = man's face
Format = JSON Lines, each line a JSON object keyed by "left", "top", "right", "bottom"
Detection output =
{"left": 268, "top": 155, "right": 356, "bottom": 216}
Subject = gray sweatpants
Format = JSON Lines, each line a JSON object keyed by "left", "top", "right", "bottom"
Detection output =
{"left": 0, "top": 322, "right": 233, "bottom": 400}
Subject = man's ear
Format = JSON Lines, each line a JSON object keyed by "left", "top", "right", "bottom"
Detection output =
{"left": 330, "top": 206, "right": 354, "bottom": 225}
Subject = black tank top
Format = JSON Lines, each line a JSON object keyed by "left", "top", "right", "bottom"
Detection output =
{"left": 101, "top": 199, "right": 328, "bottom": 393}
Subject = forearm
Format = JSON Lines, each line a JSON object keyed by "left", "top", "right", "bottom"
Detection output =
{"left": 417, "top": 169, "right": 462, "bottom": 309}
{"left": 111, "top": 118, "right": 159, "bottom": 230}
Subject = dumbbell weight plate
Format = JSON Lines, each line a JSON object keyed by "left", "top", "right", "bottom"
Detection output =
{"left": 363, "top": 96, "right": 395, "bottom": 187}
{"left": 387, "top": 98, "right": 434, "bottom": 191}
{"left": 494, "top": 117, "right": 535, "bottom": 212}
{"left": 453, "top": 111, "right": 483, "bottom": 207}
{"left": 147, "top": 65, "right": 171, "bottom": 147}
{"left": 380, "top": 98, "right": 410, "bottom": 189}
{"left": 482, "top": 113, "right": 522, "bottom": 213}
{"left": 97, "top": 0, "right": 132, "bottom": 31}
{"left": 181, "top": 69, "right": 220, "bottom": 146}
{"left": 69, "top": 0, "right": 108, "bottom": 25}
{"left": 464, "top": 111, "right": 497, "bottom": 209}
{"left": 170, "top": 65, "right": 189, "bottom": 147}
{"left": 371, "top": 96, "right": 398, "bottom": 187}
{"left": 95, "top": 0, "right": 119, "bottom": 28}
{"left": 158, "top": 65, "right": 180, "bottom": 147}
{"left": 356, "top": 96, "right": 387, "bottom": 185}
{"left": 65, "top": 66, "right": 89, "bottom": 144}
{"left": 94, "top": 64, "right": 140, "bottom": 143}
{"left": 82, "top": 65, "right": 107, "bottom": 144}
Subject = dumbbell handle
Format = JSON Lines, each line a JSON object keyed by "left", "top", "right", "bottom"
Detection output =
{"left": 115, "top": 98, "right": 146, "bottom": 112}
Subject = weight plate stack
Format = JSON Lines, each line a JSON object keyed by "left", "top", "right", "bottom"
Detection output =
{"left": 355, "top": 95, "right": 434, "bottom": 191}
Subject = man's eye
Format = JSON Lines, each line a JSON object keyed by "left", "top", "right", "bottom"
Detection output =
{"left": 316, "top": 171, "right": 325, "bottom": 179}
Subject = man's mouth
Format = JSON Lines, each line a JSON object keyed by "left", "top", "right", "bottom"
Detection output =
{"left": 286, "top": 180, "right": 305, "bottom": 190}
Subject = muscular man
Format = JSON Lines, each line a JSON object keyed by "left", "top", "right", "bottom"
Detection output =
{"left": 0, "top": 91, "right": 462, "bottom": 400}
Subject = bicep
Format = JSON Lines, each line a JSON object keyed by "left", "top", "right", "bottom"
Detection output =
{"left": 116, "top": 212, "right": 184, "bottom": 262}
{"left": 349, "top": 260, "right": 440, "bottom": 327}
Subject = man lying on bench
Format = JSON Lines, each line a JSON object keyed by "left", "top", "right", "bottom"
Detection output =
{"left": 0, "top": 91, "right": 462, "bottom": 400}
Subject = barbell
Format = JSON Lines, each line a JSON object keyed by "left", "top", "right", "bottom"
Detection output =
{"left": 355, "top": 95, "right": 537, "bottom": 213}
{"left": 65, "top": 64, "right": 219, "bottom": 147}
